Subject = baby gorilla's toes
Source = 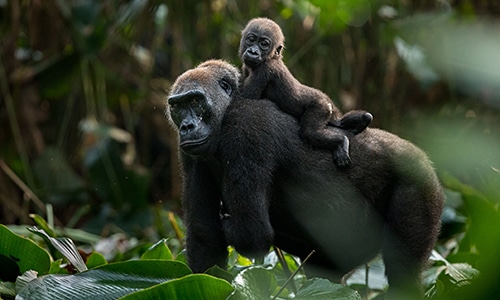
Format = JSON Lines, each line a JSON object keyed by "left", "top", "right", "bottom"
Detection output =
{"left": 362, "top": 112, "right": 373, "bottom": 126}
{"left": 333, "top": 151, "right": 351, "bottom": 168}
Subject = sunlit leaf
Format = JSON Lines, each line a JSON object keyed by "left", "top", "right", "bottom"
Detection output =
{"left": 86, "top": 252, "right": 107, "bottom": 269}
{"left": 141, "top": 238, "right": 173, "bottom": 260}
{"left": 120, "top": 274, "right": 233, "bottom": 300}
{"left": 175, "top": 249, "right": 188, "bottom": 264}
{"left": 0, "top": 281, "right": 16, "bottom": 297}
{"left": 28, "top": 226, "right": 88, "bottom": 273}
{"left": 49, "top": 259, "right": 65, "bottom": 274}
{"left": 228, "top": 267, "right": 277, "bottom": 300}
{"left": 429, "top": 250, "right": 479, "bottom": 287}
{"left": 16, "top": 260, "right": 191, "bottom": 300}
{"left": 15, "top": 270, "right": 38, "bottom": 293}
{"left": 29, "top": 214, "right": 56, "bottom": 237}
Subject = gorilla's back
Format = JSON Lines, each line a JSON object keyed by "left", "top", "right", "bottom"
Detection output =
{"left": 223, "top": 97, "right": 443, "bottom": 277}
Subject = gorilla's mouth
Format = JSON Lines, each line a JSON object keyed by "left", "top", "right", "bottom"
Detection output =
{"left": 180, "top": 137, "right": 209, "bottom": 150}
{"left": 243, "top": 56, "right": 261, "bottom": 68}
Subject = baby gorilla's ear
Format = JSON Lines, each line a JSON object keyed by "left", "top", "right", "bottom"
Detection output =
{"left": 275, "top": 45, "right": 283, "bottom": 57}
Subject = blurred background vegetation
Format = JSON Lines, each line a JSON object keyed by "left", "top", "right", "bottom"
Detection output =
{"left": 1, "top": 0, "right": 500, "bottom": 298}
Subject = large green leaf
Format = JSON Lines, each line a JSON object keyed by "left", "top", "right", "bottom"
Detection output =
{"left": 140, "top": 238, "right": 173, "bottom": 260}
{"left": 0, "top": 224, "right": 51, "bottom": 282}
{"left": 442, "top": 173, "right": 500, "bottom": 259}
{"left": 228, "top": 267, "right": 277, "bottom": 300}
{"left": 120, "top": 274, "right": 233, "bottom": 300}
{"left": 294, "top": 278, "right": 362, "bottom": 300}
{"left": 16, "top": 260, "right": 191, "bottom": 300}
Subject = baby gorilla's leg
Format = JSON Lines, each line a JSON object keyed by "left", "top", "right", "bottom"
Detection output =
{"left": 299, "top": 101, "right": 352, "bottom": 167}
{"left": 329, "top": 110, "right": 373, "bottom": 135}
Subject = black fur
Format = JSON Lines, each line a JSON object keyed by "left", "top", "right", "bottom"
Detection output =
{"left": 239, "top": 18, "right": 373, "bottom": 167}
{"left": 167, "top": 60, "right": 444, "bottom": 297}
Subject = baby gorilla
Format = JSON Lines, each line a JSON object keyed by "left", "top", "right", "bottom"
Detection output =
{"left": 239, "top": 18, "right": 372, "bottom": 167}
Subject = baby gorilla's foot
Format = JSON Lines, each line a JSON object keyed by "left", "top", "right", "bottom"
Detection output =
{"left": 333, "top": 110, "right": 373, "bottom": 135}
{"left": 333, "top": 150, "right": 351, "bottom": 168}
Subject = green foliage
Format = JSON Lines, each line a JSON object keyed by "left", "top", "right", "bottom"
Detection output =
{"left": 17, "top": 260, "right": 192, "bottom": 299}
{"left": 229, "top": 267, "right": 278, "bottom": 299}
{"left": 0, "top": 222, "right": 365, "bottom": 299}
{"left": 2, "top": 0, "right": 500, "bottom": 299}
{"left": 140, "top": 238, "right": 173, "bottom": 260}
{"left": 1, "top": 177, "right": 500, "bottom": 300}
{"left": 0, "top": 225, "right": 51, "bottom": 280}
{"left": 294, "top": 278, "right": 363, "bottom": 299}
{"left": 85, "top": 252, "right": 107, "bottom": 269}
{"left": 431, "top": 173, "right": 500, "bottom": 299}
{"left": 120, "top": 274, "right": 233, "bottom": 300}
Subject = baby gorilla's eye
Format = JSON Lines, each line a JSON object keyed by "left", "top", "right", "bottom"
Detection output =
{"left": 260, "top": 39, "right": 270, "bottom": 50}
{"left": 246, "top": 34, "right": 256, "bottom": 44}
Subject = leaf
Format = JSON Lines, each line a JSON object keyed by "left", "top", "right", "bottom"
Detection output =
{"left": 0, "top": 281, "right": 16, "bottom": 297}
{"left": 0, "top": 253, "right": 20, "bottom": 282}
{"left": 15, "top": 270, "right": 38, "bottom": 293}
{"left": 175, "top": 249, "right": 188, "bottom": 264}
{"left": 228, "top": 267, "right": 277, "bottom": 300}
{"left": 86, "top": 252, "right": 107, "bottom": 269}
{"left": 28, "top": 226, "right": 88, "bottom": 273}
{"left": 119, "top": 274, "right": 233, "bottom": 300}
{"left": 294, "top": 278, "right": 362, "bottom": 300}
{"left": 29, "top": 214, "right": 57, "bottom": 237}
{"left": 0, "top": 224, "right": 51, "bottom": 281}
{"left": 429, "top": 251, "right": 479, "bottom": 287}
{"left": 140, "top": 238, "right": 173, "bottom": 260}
{"left": 16, "top": 260, "right": 191, "bottom": 300}
{"left": 344, "top": 257, "right": 388, "bottom": 291}
{"left": 205, "top": 265, "right": 235, "bottom": 283}
{"left": 441, "top": 173, "right": 500, "bottom": 259}
{"left": 49, "top": 259, "right": 65, "bottom": 274}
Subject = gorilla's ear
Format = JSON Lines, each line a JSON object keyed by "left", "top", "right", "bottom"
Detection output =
{"left": 276, "top": 45, "right": 283, "bottom": 57}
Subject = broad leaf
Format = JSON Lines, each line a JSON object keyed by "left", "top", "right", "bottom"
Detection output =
{"left": 0, "top": 224, "right": 51, "bottom": 282}
{"left": 295, "top": 278, "right": 362, "bottom": 300}
{"left": 86, "top": 252, "right": 107, "bottom": 269}
{"left": 205, "top": 265, "right": 235, "bottom": 283}
{"left": 16, "top": 260, "right": 191, "bottom": 300}
{"left": 140, "top": 238, "right": 173, "bottom": 260}
{"left": 229, "top": 267, "right": 277, "bottom": 300}
{"left": 120, "top": 274, "right": 233, "bottom": 299}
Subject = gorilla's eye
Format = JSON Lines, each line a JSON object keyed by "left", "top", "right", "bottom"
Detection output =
{"left": 260, "top": 39, "right": 270, "bottom": 50}
{"left": 191, "top": 96, "right": 201, "bottom": 106}
{"left": 246, "top": 34, "right": 256, "bottom": 44}
{"left": 219, "top": 79, "right": 232, "bottom": 95}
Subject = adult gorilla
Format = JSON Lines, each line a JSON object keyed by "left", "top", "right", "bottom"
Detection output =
{"left": 167, "top": 59, "right": 443, "bottom": 296}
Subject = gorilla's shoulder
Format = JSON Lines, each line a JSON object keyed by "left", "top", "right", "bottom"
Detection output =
{"left": 220, "top": 99, "right": 303, "bottom": 158}
{"left": 224, "top": 99, "right": 299, "bottom": 134}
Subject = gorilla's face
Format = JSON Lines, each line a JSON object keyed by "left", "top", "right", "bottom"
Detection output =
{"left": 239, "top": 18, "right": 284, "bottom": 68}
{"left": 167, "top": 60, "right": 239, "bottom": 157}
